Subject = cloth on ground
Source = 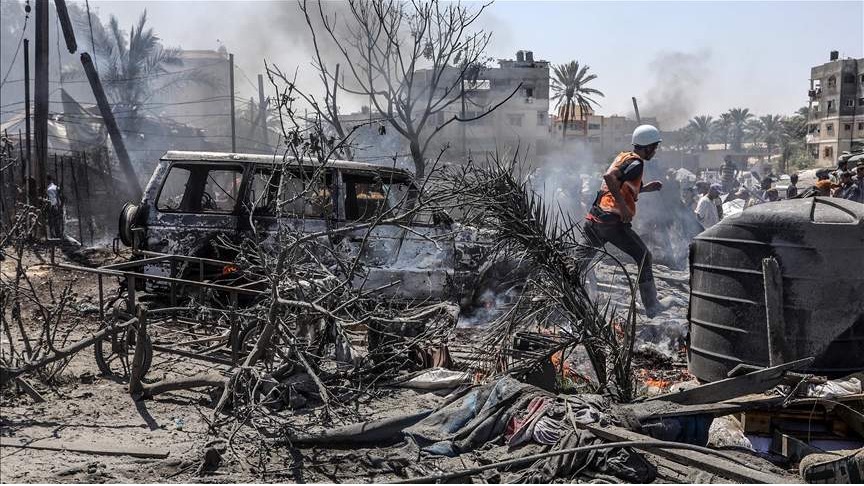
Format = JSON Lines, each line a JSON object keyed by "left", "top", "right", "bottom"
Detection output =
{"left": 506, "top": 395, "right": 555, "bottom": 447}
{"left": 505, "top": 429, "right": 657, "bottom": 483}
{"left": 403, "top": 376, "right": 543, "bottom": 456}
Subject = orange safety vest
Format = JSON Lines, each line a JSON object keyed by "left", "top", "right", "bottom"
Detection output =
{"left": 588, "top": 152, "right": 643, "bottom": 222}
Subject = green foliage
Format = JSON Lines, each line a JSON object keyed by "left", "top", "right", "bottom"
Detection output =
{"left": 550, "top": 61, "right": 604, "bottom": 139}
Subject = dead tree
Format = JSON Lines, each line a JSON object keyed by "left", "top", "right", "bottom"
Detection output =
{"left": 299, "top": 0, "right": 518, "bottom": 180}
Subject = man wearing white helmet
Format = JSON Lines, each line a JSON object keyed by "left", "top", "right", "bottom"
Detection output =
{"left": 582, "top": 124, "right": 673, "bottom": 318}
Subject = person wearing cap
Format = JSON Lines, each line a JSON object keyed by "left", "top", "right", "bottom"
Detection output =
{"left": 582, "top": 124, "right": 672, "bottom": 318}
{"left": 836, "top": 171, "right": 861, "bottom": 202}
{"left": 815, "top": 168, "right": 831, "bottom": 181}
{"left": 831, "top": 155, "right": 850, "bottom": 184}
{"left": 695, "top": 183, "right": 721, "bottom": 229}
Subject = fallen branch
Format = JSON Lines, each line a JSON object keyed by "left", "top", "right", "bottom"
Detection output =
{"left": 136, "top": 372, "right": 228, "bottom": 400}
{"left": 0, "top": 317, "right": 137, "bottom": 387}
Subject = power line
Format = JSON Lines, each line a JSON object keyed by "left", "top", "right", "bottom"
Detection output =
{"left": 0, "top": 5, "right": 30, "bottom": 89}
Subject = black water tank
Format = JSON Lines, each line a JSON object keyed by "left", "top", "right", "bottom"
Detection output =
{"left": 688, "top": 197, "right": 864, "bottom": 382}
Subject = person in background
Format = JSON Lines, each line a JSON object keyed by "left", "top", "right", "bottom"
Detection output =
{"left": 720, "top": 156, "right": 739, "bottom": 193}
{"left": 836, "top": 171, "right": 861, "bottom": 202}
{"left": 581, "top": 124, "right": 672, "bottom": 318}
{"left": 786, "top": 173, "right": 799, "bottom": 199}
{"left": 815, "top": 179, "right": 832, "bottom": 197}
{"left": 855, "top": 163, "right": 864, "bottom": 203}
{"left": 755, "top": 176, "right": 773, "bottom": 203}
{"left": 765, "top": 188, "right": 780, "bottom": 202}
{"left": 831, "top": 156, "right": 850, "bottom": 185}
{"left": 45, "top": 175, "right": 63, "bottom": 238}
{"left": 816, "top": 168, "right": 831, "bottom": 181}
{"left": 695, "top": 183, "right": 721, "bottom": 229}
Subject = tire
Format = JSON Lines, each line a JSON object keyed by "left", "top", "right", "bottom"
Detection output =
{"left": 118, "top": 202, "right": 140, "bottom": 247}
{"left": 94, "top": 323, "right": 153, "bottom": 379}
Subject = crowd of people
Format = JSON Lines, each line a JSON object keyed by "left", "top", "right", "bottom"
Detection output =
{"left": 678, "top": 154, "right": 864, "bottom": 230}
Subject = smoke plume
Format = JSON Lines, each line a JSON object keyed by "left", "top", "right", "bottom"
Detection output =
{"left": 639, "top": 49, "right": 712, "bottom": 129}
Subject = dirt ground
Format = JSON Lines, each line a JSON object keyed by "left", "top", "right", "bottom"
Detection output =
{"left": 1, "top": 244, "right": 699, "bottom": 483}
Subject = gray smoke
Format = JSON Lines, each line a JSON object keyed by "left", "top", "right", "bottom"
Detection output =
{"left": 639, "top": 49, "right": 712, "bottom": 129}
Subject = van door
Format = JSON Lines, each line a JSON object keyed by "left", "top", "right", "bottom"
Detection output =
{"left": 145, "top": 162, "right": 244, "bottom": 259}
{"left": 338, "top": 171, "right": 454, "bottom": 300}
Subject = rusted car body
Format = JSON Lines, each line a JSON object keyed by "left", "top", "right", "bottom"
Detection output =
{"left": 120, "top": 151, "right": 488, "bottom": 302}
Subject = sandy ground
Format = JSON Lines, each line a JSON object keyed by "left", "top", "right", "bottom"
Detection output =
{"left": 1, "top": 244, "right": 699, "bottom": 483}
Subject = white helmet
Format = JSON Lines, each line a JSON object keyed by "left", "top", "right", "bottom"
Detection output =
{"left": 632, "top": 124, "right": 662, "bottom": 147}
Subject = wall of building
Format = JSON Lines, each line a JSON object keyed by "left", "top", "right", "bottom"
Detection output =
{"left": 806, "top": 52, "right": 864, "bottom": 167}
{"left": 415, "top": 50, "right": 551, "bottom": 162}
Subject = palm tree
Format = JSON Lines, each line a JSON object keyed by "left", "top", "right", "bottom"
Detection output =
{"left": 712, "top": 112, "right": 732, "bottom": 150}
{"left": 727, "top": 107, "right": 753, "bottom": 152}
{"left": 550, "top": 61, "right": 604, "bottom": 141}
{"left": 751, "top": 114, "right": 784, "bottom": 158}
{"left": 687, "top": 115, "right": 713, "bottom": 152}
{"left": 79, "top": 10, "right": 218, "bottom": 132}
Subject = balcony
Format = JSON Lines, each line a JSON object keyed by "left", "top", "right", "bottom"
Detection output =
{"left": 809, "top": 88, "right": 822, "bottom": 98}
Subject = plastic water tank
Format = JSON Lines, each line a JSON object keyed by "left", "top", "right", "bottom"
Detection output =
{"left": 688, "top": 197, "right": 864, "bottom": 382}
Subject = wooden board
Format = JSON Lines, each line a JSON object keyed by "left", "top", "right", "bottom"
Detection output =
{"left": 648, "top": 357, "right": 814, "bottom": 405}
{"left": 0, "top": 438, "right": 169, "bottom": 459}
{"left": 582, "top": 424, "right": 799, "bottom": 484}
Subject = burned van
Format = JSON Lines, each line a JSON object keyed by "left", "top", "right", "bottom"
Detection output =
{"left": 119, "top": 151, "right": 488, "bottom": 302}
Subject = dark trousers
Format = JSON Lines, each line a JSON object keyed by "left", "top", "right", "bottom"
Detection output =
{"left": 580, "top": 220, "right": 653, "bottom": 284}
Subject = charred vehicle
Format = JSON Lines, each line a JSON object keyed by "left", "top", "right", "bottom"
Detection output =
{"left": 118, "top": 151, "right": 491, "bottom": 303}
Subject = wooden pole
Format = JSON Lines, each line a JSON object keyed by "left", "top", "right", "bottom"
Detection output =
{"left": 229, "top": 53, "right": 236, "bottom": 152}
{"left": 257, "top": 73, "right": 267, "bottom": 147}
{"left": 23, "top": 39, "right": 31, "bottom": 202}
{"left": 53, "top": 0, "right": 77, "bottom": 53}
{"left": 70, "top": 157, "right": 84, "bottom": 244}
{"left": 33, "top": 0, "right": 49, "bottom": 198}
{"left": 79, "top": 53, "right": 142, "bottom": 201}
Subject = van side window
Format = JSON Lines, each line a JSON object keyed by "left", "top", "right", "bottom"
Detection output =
{"left": 344, "top": 174, "right": 409, "bottom": 221}
{"left": 279, "top": 172, "right": 333, "bottom": 218}
{"left": 157, "top": 164, "right": 243, "bottom": 213}
{"left": 157, "top": 167, "right": 191, "bottom": 212}
{"left": 248, "top": 169, "right": 281, "bottom": 215}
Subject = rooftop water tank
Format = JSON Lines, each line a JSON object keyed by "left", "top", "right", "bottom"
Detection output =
{"left": 688, "top": 197, "right": 864, "bottom": 382}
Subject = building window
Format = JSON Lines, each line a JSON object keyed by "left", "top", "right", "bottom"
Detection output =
{"left": 843, "top": 74, "right": 855, "bottom": 84}
{"left": 827, "top": 100, "right": 835, "bottom": 111}
{"left": 827, "top": 76, "right": 836, "bottom": 88}
{"left": 845, "top": 98, "right": 855, "bottom": 107}
{"left": 824, "top": 146, "right": 833, "bottom": 159}
{"left": 859, "top": 97, "right": 864, "bottom": 106}
{"left": 507, "top": 114, "right": 523, "bottom": 127}
{"left": 860, "top": 74, "right": 864, "bottom": 85}
{"left": 524, "top": 87, "right": 534, "bottom": 98}
{"left": 845, "top": 124, "right": 852, "bottom": 131}
{"left": 537, "top": 111, "right": 546, "bottom": 126}
{"left": 858, "top": 122, "right": 864, "bottom": 131}
{"left": 826, "top": 123, "right": 834, "bottom": 133}
{"left": 588, "top": 123, "right": 601, "bottom": 130}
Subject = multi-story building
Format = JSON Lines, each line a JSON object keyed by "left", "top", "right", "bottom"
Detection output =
{"left": 806, "top": 51, "right": 864, "bottom": 167}
{"left": 549, "top": 104, "right": 658, "bottom": 162}
{"left": 414, "top": 50, "right": 551, "bottom": 162}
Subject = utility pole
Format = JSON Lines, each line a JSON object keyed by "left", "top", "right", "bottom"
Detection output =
{"left": 54, "top": 0, "right": 77, "bottom": 53}
{"left": 257, "top": 74, "right": 267, "bottom": 147}
{"left": 33, "top": 0, "right": 49, "bottom": 198}
{"left": 80, "top": 53, "right": 142, "bottom": 200}
{"left": 229, "top": 53, "right": 236, "bottom": 152}
{"left": 24, "top": 38, "right": 31, "bottom": 203}
{"left": 460, "top": 80, "right": 467, "bottom": 156}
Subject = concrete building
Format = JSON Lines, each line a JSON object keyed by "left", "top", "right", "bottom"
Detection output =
{"left": 806, "top": 51, "right": 864, "bottom": 167}
{"left": 415, "top": 50, "right": 551, "bottom": 162}
{"left": 549, "top": 104, "right": 658, "bottom": 161}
